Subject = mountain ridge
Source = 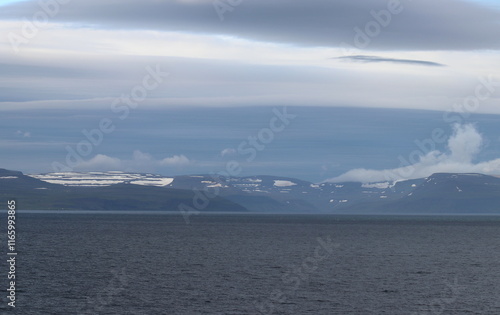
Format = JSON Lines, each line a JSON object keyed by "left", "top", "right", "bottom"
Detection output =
{"left": 2, "top": 168, "right": 500, "bottom": 213}
{"left": 0, "top": 168, "right": 247, "bottom": 211}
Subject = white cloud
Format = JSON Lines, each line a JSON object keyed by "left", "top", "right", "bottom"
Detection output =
{"left": 73, "top": 151, "right": 190, "bottom": 172}
{"left": 326, "top": 124, "right": 500, "bottom": 183}
{"left": 132, "top": 150, "right": 153, "bottom": 162}
{"left": 74, "top": 154, "right": 123, "bottom": 171}
{"left": 447, "top": 125, "right": 482, "bottom": 163}
{"left": 220, "top": 148, "right": 236, "bottom": 157}
{"left": 16, "top": 130, "right": 30, "bottom": 137}
{"left": 160, "top": 155, "right": 190, "bottom": 167}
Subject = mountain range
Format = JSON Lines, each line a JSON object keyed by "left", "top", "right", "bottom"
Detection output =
{"left": 2, "top": 168, "right": 500, "bottom": 214}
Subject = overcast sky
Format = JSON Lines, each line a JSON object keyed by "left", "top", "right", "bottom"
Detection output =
{"left": 1, "top": 0, "right": 500, "bottom": 182}
{"left": 0, "top": 0, "right": 499, "bottom": 112}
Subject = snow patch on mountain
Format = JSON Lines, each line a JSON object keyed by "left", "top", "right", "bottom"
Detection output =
{"left": 274, "top": 180, "right": 297, "bottom": 187}
{"left": 29, "top": 172, "right": 174, "bottom": 187}
{"left": 129, "top": 178, "right": 174, "bottom": 186}
{"left": 362, "top": 182, "right": 390, "bottom": 189}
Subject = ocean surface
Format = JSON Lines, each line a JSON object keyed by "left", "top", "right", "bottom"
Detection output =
{"left": 2, "top": 213, "right": 500, "bottom": 314}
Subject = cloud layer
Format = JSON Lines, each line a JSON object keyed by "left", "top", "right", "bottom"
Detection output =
{"left": 326, "top": 124, "right": 500, "bottom": 183}
{"left": 0, "top": 1, "right": 499, "bottom": 113}
{"left": 2, "top": 0, "right": 500, "bottom": 50}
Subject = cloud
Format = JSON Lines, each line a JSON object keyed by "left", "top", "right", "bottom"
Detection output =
{"left": 447, "top": 125, "right": 483, "bottom": 163}
{"left": 73, "top": 151, "right": 190, "bottom": 172}
{"left": 0, "top": 9, "right": 498, "bottom": 114}
{"left": 335, "top": 55, "right": 445, "bottom": 67}
{"left": 0, "top": 0, "right": 499, "bottom": 119}
{"left": 1, "top": 0, "right": 499, "bottom": 51}
{"left": 132, "top": 150, "right": 153, "bottom": 162}
{"left": 160, "top": 155, "right": 190, "bottom": 167}
{"left": 0, "top": 0, "right": 26, "bottom": 7}
{"left": 16, "top": 130, "right": 30, "bottom": 137}
{"left": 220, "top": 148, "right": 236, "bottom": 157}
{"left": 3, "top": 50, "right": 494, "bottom": 114}
{"left": 74, "top": 154, "right": 123, "bottom": 171}
{"left": 325, "top": 124, "right": 500, "bottom": 183}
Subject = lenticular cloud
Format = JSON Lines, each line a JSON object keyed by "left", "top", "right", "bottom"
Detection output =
{"left": 325, "top": 124, "right": 500, "bottom": 184}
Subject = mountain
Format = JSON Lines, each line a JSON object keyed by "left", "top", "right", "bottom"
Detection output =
{"left": 0, "top": 169, "right": 247, "bottom": 211}
{"left": 3, "top": 169, "right": 500, "bottom": 213}
{"left": 29, "top": 172, "right": 419, "bottom": 212}
{"left": 159, "top": 174, "right": 428, "bottom": 213}
{"left": 363, "top": 173, "right": 500, "bottom": 214}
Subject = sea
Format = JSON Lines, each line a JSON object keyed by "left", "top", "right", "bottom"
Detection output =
{"left": 1, "top": 212, "right": 500, "bottom": 314}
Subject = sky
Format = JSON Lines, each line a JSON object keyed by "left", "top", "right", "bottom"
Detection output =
{"left": 0, "top": 0, "right": 500, "bottom": 183}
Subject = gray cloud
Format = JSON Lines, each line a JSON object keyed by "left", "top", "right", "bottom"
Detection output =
{"left": 0, "top": 55, "right": 345, "bottom": 103}
{"left": 335, "top": 55, "right": 445, "bottom": 67}
{"left": 1, "top": 0, "right": 500, "bottom": 50}
{"left": 1, "top": 52, "right": 494, "bottom": 114}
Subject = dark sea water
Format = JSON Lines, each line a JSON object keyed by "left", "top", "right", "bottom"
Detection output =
{"left": 2, "top": 213, "right": 500, "bottom": 314}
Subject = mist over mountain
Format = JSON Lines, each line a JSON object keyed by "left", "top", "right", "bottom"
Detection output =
{"left": 327, "top": 124, "right": 500, "bottom": 183}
